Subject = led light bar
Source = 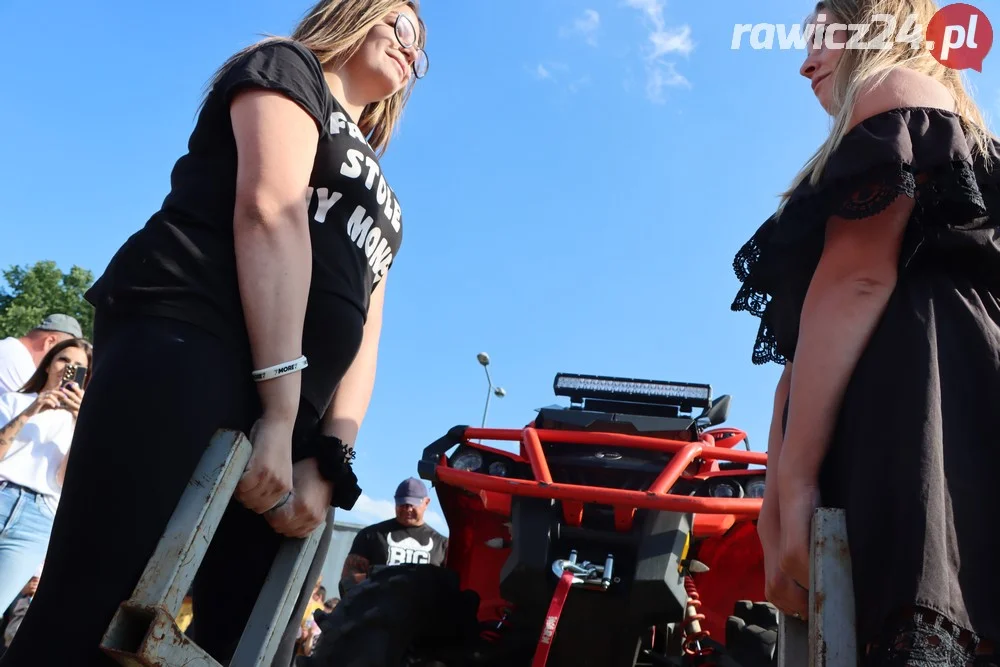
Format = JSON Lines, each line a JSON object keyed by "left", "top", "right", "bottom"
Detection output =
{"left": 553, "top": 373, "right": 712, "bottom": 409}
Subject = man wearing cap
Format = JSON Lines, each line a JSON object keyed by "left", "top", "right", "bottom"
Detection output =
{"left": 0, "top": 315, "right": 84, "bottom": 395}
{"left": 339, "top": 477, "right": 448, "bottom": 594}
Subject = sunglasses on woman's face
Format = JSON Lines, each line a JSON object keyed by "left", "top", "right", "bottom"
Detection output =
{"left": 392, "top": 13, "right": 429, "bottom": 79}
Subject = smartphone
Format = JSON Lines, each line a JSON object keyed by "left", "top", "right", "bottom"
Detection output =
{"left": 62, "top": 365, "right": 87, "bottom": 388}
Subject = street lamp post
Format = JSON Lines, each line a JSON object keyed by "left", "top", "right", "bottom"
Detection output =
{"left": 477, "top": 352, "right": 506, "bottom": 428}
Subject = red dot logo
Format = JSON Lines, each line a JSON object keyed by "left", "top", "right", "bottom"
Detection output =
{"left": 926, "top": 3, "right": 993, "bottom": 72}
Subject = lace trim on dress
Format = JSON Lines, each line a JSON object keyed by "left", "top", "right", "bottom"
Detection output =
{"left": 731, "top": 158, "right": 989, "bottom": 365}
{"left": 863, "top": 606, "right": 999, "bottom": 666}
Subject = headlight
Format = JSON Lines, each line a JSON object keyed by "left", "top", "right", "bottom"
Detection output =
{"left": 488, "top": 460, "right": 510, "bottom": 477}
{"left": 452, "top": 451, "right": 483, "bottom": 471}
{"left": 709, "top": 480, "right": 742, "bottom": 498}
{"left": 745, "top": 479, "right": 766, "bottom": 498}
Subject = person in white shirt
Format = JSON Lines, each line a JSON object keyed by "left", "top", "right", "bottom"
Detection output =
{"left": 0, "top": 337, "right": 90, "bottom": 612}
{"left": 0, "top": 315, "right": 84, "bottom": 396}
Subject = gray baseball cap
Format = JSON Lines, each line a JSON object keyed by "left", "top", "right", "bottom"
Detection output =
{"left": 394, "top": 477, "right": 429, "bottom": 506}
{"left": 35, "top": 314, "right": 83, "bottom": 338}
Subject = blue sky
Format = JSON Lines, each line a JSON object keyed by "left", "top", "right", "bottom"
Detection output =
{"left": 3, "top": 0, "right": 999, "bottom": 535}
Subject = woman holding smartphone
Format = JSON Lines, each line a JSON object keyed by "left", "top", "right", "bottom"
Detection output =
{"left": 0, "top": 338, "right": 90, "bottom": 613}
{"left": 0, "top": 1, "right": 428, "bottom": 665}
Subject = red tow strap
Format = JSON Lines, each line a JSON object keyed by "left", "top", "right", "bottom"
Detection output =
{"left": 532, "top": 570, "right": 577, "bottom": 667}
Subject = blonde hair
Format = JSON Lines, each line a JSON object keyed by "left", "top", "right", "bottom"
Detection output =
{"left": 780, "top": 0, "right": 994, "bottom": 208}
{"left": 208, "top": 0, "right": 425, "bottom": 156}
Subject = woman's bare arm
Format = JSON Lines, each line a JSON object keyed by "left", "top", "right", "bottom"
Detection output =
{"left": 768, "top": 364, "right": 793, "bottom": 463}
{"left": 230, "top": 88, "right": 321, "bottom": 513}
{"left": 0, "top": 411, "right": 32, "bottom": 459}
{"left": 0, "top": 393, "right": 57, "bottom": 459}
{"left": 321, "top": 276, "right": 388, "bottom": 446}
{"left": 231, "top": 89, "right": 319, "bottom": 424}
{"left": 780, "top": 195, "right": 912, "bottom": 481}
{"left": 56, "top": 445, "right": 71, "bottom": 487}
{"left": 778, "top": 69, "right": 942, "bottom": 482}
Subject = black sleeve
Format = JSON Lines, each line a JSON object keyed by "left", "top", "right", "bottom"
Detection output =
{"left": 731, "top": 106, "right": 1000, "bottom": 366}
{"left": 215, "top": 39, "right": 329, "bottom": 132}
{"left": 348, "top": 527, "right": 373, "bottom": 560}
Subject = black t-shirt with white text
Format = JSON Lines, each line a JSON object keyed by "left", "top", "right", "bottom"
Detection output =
{"left": 86, "top": 40, "right": 404, "bottom": 419}
{"left": 350, "top": 519, "right": 448, "bottom": 568}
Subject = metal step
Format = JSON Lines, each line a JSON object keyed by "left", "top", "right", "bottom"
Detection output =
{"left": 99, "top": 429, "right": 326, "bottom": 667}
{"left": 777, "top": 507, "right": 857, "bottom": 667}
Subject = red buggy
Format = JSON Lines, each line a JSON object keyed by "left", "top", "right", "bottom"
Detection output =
{"left": 311, "top": 373, "right": 779, "bottom": 667}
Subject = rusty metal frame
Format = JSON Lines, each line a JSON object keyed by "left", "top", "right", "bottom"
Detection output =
{"left": 777, "top": 507, "right": 857, "bottom": 667}
{"left": 230, "top": 521, "right": 325, "bottom": 666}
{"left": 99, "top": 429, "right": 326, "bottom": 667}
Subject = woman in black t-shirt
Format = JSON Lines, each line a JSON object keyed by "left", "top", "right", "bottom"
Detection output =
{"left": 732, "top": 1, "right": 1000, "bottom": 664}
{"left": 0, "top": 2, "right": 428, "bottom": 665}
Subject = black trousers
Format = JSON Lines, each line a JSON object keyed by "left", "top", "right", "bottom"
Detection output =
{"left": 0, "top": 312, "right": 324, "bottom": 666}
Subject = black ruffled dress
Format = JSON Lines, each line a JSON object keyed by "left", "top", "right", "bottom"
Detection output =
{"left": 732, "top": 107, "right": 1000, "bottom": 664}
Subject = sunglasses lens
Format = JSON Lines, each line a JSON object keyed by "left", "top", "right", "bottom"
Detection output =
{"left": 393, "top": 14, "right": 427, "bottom": 79}
{"left": 414, "top": 51, "right": 428, "bottom": 78}
{"left": 396, "top": 15, "right": 415, "bottom": 46}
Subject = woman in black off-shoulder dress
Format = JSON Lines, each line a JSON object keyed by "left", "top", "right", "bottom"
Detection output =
{"left": 731, "top": 1, "right": 1000, "bottom": 664}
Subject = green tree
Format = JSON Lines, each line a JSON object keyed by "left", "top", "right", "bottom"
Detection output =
{"left": 0, "top": 261, "right": 96, "bottom": 340}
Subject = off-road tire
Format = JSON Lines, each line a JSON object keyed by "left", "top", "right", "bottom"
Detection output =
{"left": 306, "top": 564, "right": 480, "bottom": 667}
{"left": 724, "top": 601, "right": 778, "bottom": 667}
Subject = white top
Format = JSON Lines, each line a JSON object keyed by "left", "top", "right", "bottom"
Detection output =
{"left": 0, "top": 337, "right": 35, "bottom": 395}
{"left": 0, "top": 391, "right": 75, "bottom": 510}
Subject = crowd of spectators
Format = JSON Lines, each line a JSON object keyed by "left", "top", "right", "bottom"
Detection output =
{"left": 0, "top": 315, "right": 89, "bottom": 656}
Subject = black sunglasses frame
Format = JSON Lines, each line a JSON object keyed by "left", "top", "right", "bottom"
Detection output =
{"left": 392, "top": 13, "right": 429, "bottom": 79}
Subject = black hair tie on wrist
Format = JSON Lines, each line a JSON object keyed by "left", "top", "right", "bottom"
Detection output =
{"left": 305, "top": 433, "right": 363, "bottom": 511}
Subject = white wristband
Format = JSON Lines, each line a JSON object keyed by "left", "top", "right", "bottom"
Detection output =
{"left": 252, "top": 355, "right": 308, "bottom": 382}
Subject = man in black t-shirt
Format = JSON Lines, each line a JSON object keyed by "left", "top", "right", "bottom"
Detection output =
{"left": 340, "top": 478, "right": 447, "bottom": 594}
